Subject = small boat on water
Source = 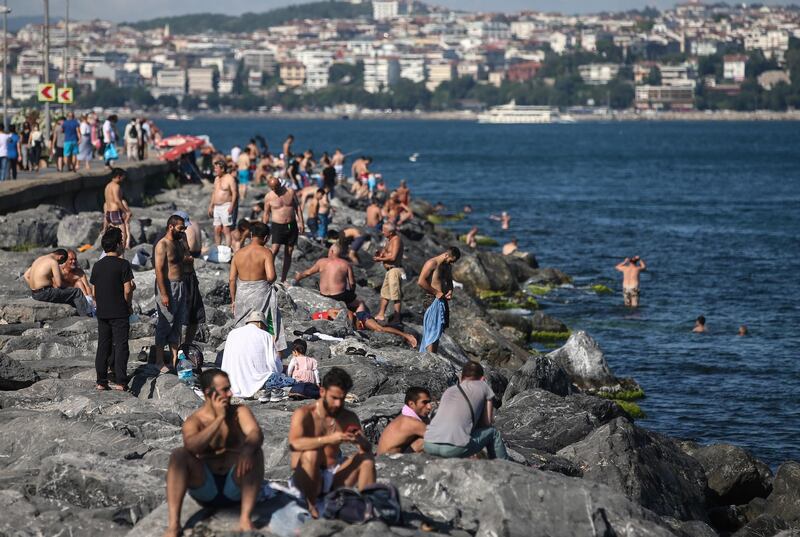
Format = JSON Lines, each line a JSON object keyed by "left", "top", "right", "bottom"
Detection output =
{"left": 409, "top": 153, "right": 419, "bottom": 162}
{"left": 478, "top": 101, "right": 562, "bottom": 124}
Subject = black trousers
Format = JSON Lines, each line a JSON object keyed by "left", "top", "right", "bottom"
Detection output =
{"left": 95, "top": 317, "right": 130, "bottom": 386}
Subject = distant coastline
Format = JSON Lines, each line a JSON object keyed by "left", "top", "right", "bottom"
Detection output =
{"left": 150, "top": 109, "right": 800, "bottom": 123}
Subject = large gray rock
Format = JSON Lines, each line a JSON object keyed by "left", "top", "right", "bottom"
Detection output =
{"left": 57, "top": 212, "right": 104, "bottom": 247}
{"left": 681, "top": 442, "right": 773, "bottom": 506}
{"left": 558, "top": 417, "right": 709, "bottom": 521}
{"left": 547, "top": 331, "right": 617, "bottom": 390}
{"left": 496, "top": 389, "right": 627, "bottom": 456}
{"left": 0, "top": 352, "right": 40, "bottom": 390}
{"left": 451, "top": 252, "right": 518, "bottom": 293}
{"left": 0, "top": 205, "right": 65, "bottom": 248}
{"left": 731, "top": 514, "right": 796, "bottom": 537}
{"left": 376, "top": 455, "right": 677, "bottom": 536}
{"left": 0, "top": 299, "right": 78, "bottom": 324}
{"left": 764, "top": 461, "right": 800, "bottom": 523}
{"left": 503, "top": 355, "right": 573, "bottom": 400}
{"left": 36, "top": 452, "right": 164, "bottom": 523}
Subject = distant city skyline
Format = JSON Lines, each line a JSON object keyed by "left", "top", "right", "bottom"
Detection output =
{"left": 6, "top": 0, "right": 800, "bottom": 23}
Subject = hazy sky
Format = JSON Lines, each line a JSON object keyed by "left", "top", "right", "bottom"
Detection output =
{"left": 7, "top": 0, "right": 799, "bottom": 22}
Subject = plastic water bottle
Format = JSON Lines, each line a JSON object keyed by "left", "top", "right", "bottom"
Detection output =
{"left": 176, "top": 351, "right": 195, "bottom": 386}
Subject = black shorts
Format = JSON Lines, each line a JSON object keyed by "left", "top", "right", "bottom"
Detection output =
{"left": 183, "top": 272, "right": 206, "bottom": 325}
{"left": 322, "top": 289, "right": 358, "bottom": 309}
{"left": 271, "top": 221, "right": 298, "bottom": 246}
{"left": 55, "top": 146, "right": 63, "bottom": 158}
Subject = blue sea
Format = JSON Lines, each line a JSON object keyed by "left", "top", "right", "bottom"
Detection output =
{"left": 162, "top": 117, "right": 800, "bottom": 467}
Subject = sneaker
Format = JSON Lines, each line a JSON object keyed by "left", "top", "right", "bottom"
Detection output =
{"left": 256, "top": 390, "right": 270, "bottom": 403}
{"left": 270, "top": 389, "right": 288, "bottom": 402}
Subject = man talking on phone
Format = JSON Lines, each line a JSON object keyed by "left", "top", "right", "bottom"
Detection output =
{"left": 288, "top": 367, "right": 375, "bottom": 518}
{"left": 163, "top": 369, "right": 264, "bottom": 537}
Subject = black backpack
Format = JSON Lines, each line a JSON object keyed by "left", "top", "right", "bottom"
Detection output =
{"left": 321, "top": 484, "right": 402, "bottom": 525}
{"left": 179, "top": 343, "right": 204, "bottom": 372}
{"left": 128, "top": 123, "right": 137, "bottom": 139}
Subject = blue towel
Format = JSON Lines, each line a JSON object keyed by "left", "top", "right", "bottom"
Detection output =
{"left": 420, "top": 298, "right": 446, "bottom": 352}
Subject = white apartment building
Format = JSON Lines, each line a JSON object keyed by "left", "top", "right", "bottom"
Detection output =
{"left": 373, "top": 1, "right": 399, "bottom": 21}
{"left": 578, "top": 63, "right": 620, "bottom": 85}
{"left": 723, "top": 55, "right": 746, "bottom": 82}
{"left": 549, "top": 31, "right": 574, "bottom": 54}
{"left": 399, "top": 54, "right": 425, "bottom": 83}
{"left": 581, "top": 32, "right": 597, "bottom": 52}
{"left": 218, "top": 77, "right": 235, "bottom": 95}
{"left": 510, "top": 21, "right": 541, "bottom": 40}
{"left": 363, "top": 56, "right": 400, "bottom": 93}
{"left": 156, "top": 68, "right": 187, "bottom": 94}
{"left": 425, "top": 59, "right": 455, "bottom": 91}
{"left": 466, "top": 21, "right": 510, "bottom": 41}
{"left": 660, "top": 64, "right": 694, "bottom": 86}
{"left": 9, "top": 73, "right": 41, "bottom": 102}
{"left": 744, "top": 29, "right": 789, "bottom": 60}
{"left": 188, "top": 67, "right": 215, "bottom": 94}
{"left": 297, "top": 50, "right": 333, "bottom": 91}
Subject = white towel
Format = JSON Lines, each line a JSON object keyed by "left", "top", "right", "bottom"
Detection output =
{"left": 221, "top": 324, "right": 282, "bottom": 398}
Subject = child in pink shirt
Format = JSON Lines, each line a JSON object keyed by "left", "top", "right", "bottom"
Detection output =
{"left": 286, "top": 339, "right": 320, "bottom": 385}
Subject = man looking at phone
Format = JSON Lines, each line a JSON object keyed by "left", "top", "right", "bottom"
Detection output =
{"left": 164, "top": 369, "right": 264, "bottom": 537}
{"left": 288, "top": 367, "right": 375, "bottom": 518}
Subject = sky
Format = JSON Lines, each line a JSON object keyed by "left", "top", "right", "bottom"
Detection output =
{"left": 6, "top": 0, "right": 799, "bottom": 22}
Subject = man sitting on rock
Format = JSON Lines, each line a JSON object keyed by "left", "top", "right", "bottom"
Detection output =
{"left": 423, "top": 361, "right": 508, "bottom": 460}
{"left": 23, "top": 249, "right": 92, "bottom": 317}
{"left": 61, "top": 249, "right": 95, "bottom": 315}
{"left": 221, "top": 311, "right": 294, "bottom": 401}
{"left": 377, "top": 387, "right": 433, "bottom": 455}
{"left": 164, "top": 369, "right": 264, "bottom": 537}
{"left": 289, "top": 367, "right": 375, "bottom": 518}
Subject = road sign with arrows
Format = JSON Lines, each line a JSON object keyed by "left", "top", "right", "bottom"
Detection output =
{"left": 37, "top": 83, "right": 56, "bottom": 102}
{"left": 57, "top": 87, "right": 74, "bottom": 104}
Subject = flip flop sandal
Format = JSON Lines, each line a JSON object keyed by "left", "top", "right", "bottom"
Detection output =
{"left": 345, "top": 347, "right": 367, "bottom": 356}
{"left": 95, "top": 384, "right": 109, "bottom": 391}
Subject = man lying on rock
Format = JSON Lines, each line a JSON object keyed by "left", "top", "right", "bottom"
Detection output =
{"left": 294, "top": 242, "right": 417, "bottom": 348}
{"left": 376, "top": 386, "right": 432, "bottom": 455}
{"left": 23, "top": 248, "right": 92, "bottom": 317}
{"left": 423, "top": 361, "right": 509, "bottom": 460}
{"left": 164, "top": 369, "right": 264, "bottom": 537}
{"left": 288, "top": 367, "right": 375, "bottom": 518}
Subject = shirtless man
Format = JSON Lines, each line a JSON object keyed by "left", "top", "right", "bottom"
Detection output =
{"left": 236, "top": 147, "right": 252, "bottom": 200}
{"left": 317, "top": 188, "right": 331, "bottom": 241}
{"left": 153, "top": 215, "right": 189, "bottom": 372}
{"left": 299, "top": 185, "right": 319, "bottom": 215}
{"left": 208, "top": 160, "right": 238, "bottom": 247}
{"left": 502, "top": 238, "right": 519, "bottom": 256}
{"left": 374, "top": 223, "right": 404, "bottom": 324}
{"left": 164, "top": 369, "right": 263, "bottom": 537}
{"left": 282, "top": 135, "right": 294, "bottom": 168}
{"left": 418, "top": 247, "right": 461, "bottom": 353}
{"left": 173, "top": 211, "right": 205, "bottom": 346}
{"left": 102, "top": 168, "right": 132, "bottom": 249}
{"left": 376, "top": 387, "right": 432, "bottom": 455}
{"left": 351, "top": 156, "right": 371, "bottom": 181}
{"left": 464, "top": 226, "right": 479, "bottom": 249}
{"left": 262, "top": 176, "right": 304, "bottom": 283}
{"left": 23, "top": 249, "right": 91, "bottom": 317}
{"left": 305, "top": 189, "right": 322, "bottom": 239}
{"left": 340, "top": 226, "right": 366, "bottom": 265}
{"left": 396, "top": 180, "right": 411, "bottom": 206}
{"left": 615, "top": 255, "right": 647, "bottom": 308}
{"left": 229, "top": 222, "right": 276, "bottom": 317}
{"left": 384, "top": 192, "right": 412, "bottom": 226}
{"left": 295, "top": 244, "right": 417, "bottom": 348}
{"left": 331, "top": 148, "right": 345, "bottom": 182}
{"left": 693, "top": 316, "right": 707, "bottom": 333}
{"left": 490, "top": 211, "right": 511, "bottom": 230}
{"left": 61, "top": 249, "right": 94, "bottom": 301}
{"left": 365, "top": 199, "right": 383, "bottom": 232}
{"left": 231, "top": 219, "right": 251, "bottom": 253}
{"left": 289, "top": 367, "right": 375, "bottom": 518}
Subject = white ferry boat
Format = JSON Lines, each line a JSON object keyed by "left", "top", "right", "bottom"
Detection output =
{"left": 478, "top": 101, "right": 561, "bottom": 124}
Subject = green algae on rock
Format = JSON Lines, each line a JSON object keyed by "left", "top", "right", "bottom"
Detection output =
{"left": 530, "top": 330, "right": 572, "bottom": 343}
{"left": 590, "top": 284, "right": 614, "bottom": 294}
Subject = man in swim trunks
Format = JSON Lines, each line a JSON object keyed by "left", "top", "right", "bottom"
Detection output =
{"left": 173, "top": 211, "right": 205, "bottom": 346}
{"left": 340, "top": 227, "right": 366, "bottom": 265}
{"left": 295, "top": 243, "right": 357, "bottom": 308}
{"left": 331, "top": 148, "right": 345, "bottom": 182}
{"left": 236, "top": 146, "right": 252, "bottom": 200}
{"left": 208, "top": 159, "right": 238, "bottom": 247}
{"left": 374, "top": 223, "right": 404, "bottom": 324}
{"left": 418, "top": 247, "right": 461, "bottom": 353}
{"left": 153, "top": 215, "right": 189, "bottom": 372}
{"left": 365, "top": 199, "right": 383, "bottom": 232}
{"left": 263, "top": 176, "right": 304, "bottom": 283}
{"left": 615, "top": 255, "right": 647, "bottom": 308}
{"left": 289, "top": 367, "right": 375, "bottom": 518}
{"left": 102, "top": 168, "right": 132, "bottom": 249}
{"left": 164, "top": 369, "right": 264, "bottom": 536}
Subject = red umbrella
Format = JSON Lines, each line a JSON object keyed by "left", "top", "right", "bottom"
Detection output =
{"left": 158, "top": 135, "right": 204, "bottom": 148}
{"left": 159, "top": 138, "right": 205, "bottom": 161}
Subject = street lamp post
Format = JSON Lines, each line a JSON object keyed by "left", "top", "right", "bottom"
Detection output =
{"left": 43, "top": 0, "right": 51, "bottom": 144}
{"left": 2, "top": 2, "right": 11, "bottom": 130}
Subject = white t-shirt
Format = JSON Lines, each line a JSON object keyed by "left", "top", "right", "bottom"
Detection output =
{"left": 221, "top": 323, "right": 282, "bottom": 398}
{"left": 0, "top": 133, "right": 9, "bottom": 157}
{"left": 102, "top": 120, "right": 115, "bottom": 144}
{"left": 230, "top": 146, "right": 241, "bottom": 163}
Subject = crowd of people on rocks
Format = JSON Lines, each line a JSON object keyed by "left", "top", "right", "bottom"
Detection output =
{"left": 0, "top": 113, "right": 161, "bottom": 180}
{"left": 20, "top": 132, "right": 514, "bottom": 534}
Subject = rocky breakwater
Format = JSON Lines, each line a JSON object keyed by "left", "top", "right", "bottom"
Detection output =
{"left": 0, "top": 182, "right": 796, "bottom": 537}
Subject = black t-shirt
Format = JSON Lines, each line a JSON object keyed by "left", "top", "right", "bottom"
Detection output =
{"left": 90, "top": 255, "right": 134, "bottom": 319}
